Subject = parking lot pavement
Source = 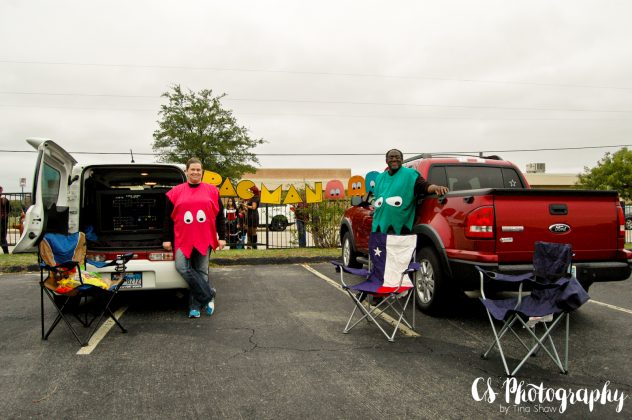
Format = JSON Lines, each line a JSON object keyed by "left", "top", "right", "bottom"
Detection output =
{"left": 1, "top": 264, "right": 631, "bottom": 419}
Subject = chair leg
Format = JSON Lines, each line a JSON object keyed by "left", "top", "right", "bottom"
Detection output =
{"left": 483, "top": 310, "right": 512, "bottom": 376}
{"left": 511, "top": 314, "right": 568, "bottom": 376}
{"left": 42, "top": 288, "right": 89, "bottom": 346}
{"left": 343, "top": 289, "right": 414, "bottom": 342}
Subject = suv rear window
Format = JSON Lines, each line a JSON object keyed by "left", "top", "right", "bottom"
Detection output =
{"left": 427, "top": 165, "right": 525, "bottom": 191}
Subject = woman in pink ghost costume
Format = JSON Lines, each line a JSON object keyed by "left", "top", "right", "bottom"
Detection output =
{"left": 162, "top": 158, "right": 226, "bottom": 318}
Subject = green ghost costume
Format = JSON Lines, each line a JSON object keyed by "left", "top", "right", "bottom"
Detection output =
{"left": 371, "top": 166, "right": 419, "bottom": 234}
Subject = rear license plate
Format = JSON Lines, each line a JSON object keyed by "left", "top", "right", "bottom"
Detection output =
{"left": 112, "top": 272, "right": 143, "bottom": 289}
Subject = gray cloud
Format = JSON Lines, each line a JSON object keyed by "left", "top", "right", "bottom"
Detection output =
{"left": 1, "top": 0, "right": 631, "bottom": 190}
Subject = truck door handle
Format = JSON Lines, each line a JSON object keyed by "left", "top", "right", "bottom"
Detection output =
{"left": 438, "top": 196, "right": 447, "bottom": 205}
{"left": 549, "top": 204, "right": 568, "bottom": 215}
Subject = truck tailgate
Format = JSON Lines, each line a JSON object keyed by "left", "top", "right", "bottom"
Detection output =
{"left": 493, "top": 189, "right": 620, "bottom": 263}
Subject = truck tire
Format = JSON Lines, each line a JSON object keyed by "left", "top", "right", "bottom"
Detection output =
{"left": 270, "top": 215, "right": 288, "bottom": 231}
{"left": 342, "top": 232, "right": 362, "bottom": 268}
{"left": 414, "top": 246, "right": 450, "bottom": 315}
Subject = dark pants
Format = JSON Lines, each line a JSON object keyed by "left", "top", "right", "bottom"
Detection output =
{"left": 0, "top": 217, "right": 8, "bottom": 253}
{"left": 297, "top": 220, "right": 306, "bottom": 248}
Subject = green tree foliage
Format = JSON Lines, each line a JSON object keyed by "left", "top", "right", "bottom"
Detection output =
{"left": 577, "top": 147, "right": 632, "bottom": 200}
{"left": 153, "top": 85, "right": 265, "bottom": 179}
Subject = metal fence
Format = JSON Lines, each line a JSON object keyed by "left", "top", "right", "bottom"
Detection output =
{"left": 2, "top": 192, "right": 32, "bottom": 247}
{"left": 4, "top": 193, "right": 631, "bottom": 248}
{"left": 224, "top": 200, "right": 350, "bottom": 250}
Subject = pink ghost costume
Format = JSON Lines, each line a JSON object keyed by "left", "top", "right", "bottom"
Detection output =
{"left": 167, "top": 182, "right": 220, "bottom": 311}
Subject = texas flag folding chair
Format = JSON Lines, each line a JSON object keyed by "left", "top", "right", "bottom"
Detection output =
{"left": 332, "top": 232, "right": 419, "bottom": 342}
{"left": 476, "top": 241, "right": 589, "bottom": 376}
{"left": 38, "top": 232, "right": 134, "bottom": 346}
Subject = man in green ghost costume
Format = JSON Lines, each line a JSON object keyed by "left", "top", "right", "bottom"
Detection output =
{"left": 371, "top": 149, "right": 449, "bottom": 234}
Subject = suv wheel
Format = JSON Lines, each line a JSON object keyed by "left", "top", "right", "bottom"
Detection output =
{"left": 414, "top": 246, "right": 449, "bottom": 315}
{"left": 270, "top": 215, "right": 288, "bottom": 231}
{"left": 342, "top": 232, "right": 361, "bottom": 268}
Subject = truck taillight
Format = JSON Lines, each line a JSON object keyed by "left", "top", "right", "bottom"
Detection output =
{"left": 148, "top": 252, "right": 174, "bottom": 261}
{"left": 617, "top": 206, "right": 625, "bottom": 238}
{"left": 465, "top": 206, "right": 495, "bottom": 239}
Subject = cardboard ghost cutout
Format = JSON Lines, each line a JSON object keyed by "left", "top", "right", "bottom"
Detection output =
{"left": 371, "top": 167, "right": 418, "bottom": 234}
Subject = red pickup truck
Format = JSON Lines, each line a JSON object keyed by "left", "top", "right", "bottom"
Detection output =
{"left": 340, "top": 154, "right": 632, "bottom": 314}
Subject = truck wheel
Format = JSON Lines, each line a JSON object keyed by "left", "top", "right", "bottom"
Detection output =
{"left": 578, "top": 279, "right": 592, "bottom": 292}
{"left": 342, "top": 232, "right": 361, "bottom": 268}
{"left": 414, "top": 246, "right": 449, "bottom": 315}
{"left": 270, "top": 215, "right": 288, "bottom": 231}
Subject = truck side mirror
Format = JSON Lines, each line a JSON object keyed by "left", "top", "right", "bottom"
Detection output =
{"left": 350, "top": 196, "right": 363, "bottom": 206}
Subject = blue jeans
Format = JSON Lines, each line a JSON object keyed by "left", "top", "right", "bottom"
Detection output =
{"left": 296, "top": 220, "right": 306, "bottom": 248}
{"left": 175, "top": 248, "right": 215, "bottom": 311}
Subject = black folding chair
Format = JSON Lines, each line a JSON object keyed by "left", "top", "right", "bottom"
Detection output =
{"left": 476, "top": 241, "right": 589, "bottom": 376}
{"left": 38, "top": 232, "right": 134, "bottom": 346}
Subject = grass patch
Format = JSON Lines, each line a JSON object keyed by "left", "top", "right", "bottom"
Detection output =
{"left": 213, "top": 247, "right": 339, "bottom": 260}
{"left": 0, "top": 253, "right": 38, "bottom": 271}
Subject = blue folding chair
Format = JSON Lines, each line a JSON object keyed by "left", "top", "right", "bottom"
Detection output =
{"left": 38, "top": 232, "right": 134, "bottom": 346}
{"left": 332, "top": 232, "right": 419, "bottom": 342}
{"left": 476, "top": 241, "right": 589, "bottom": 376}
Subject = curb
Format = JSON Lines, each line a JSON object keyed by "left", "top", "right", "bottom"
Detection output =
{"left": 2, "top": 257, "right": 337, "bottom": 273}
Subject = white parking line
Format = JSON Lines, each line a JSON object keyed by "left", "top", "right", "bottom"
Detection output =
{"left": 300, "top": 264, "right": 420, "bottom": 338}
{"left": 588, "top": 299, "right": 632, "bottom": 315}
{"left": 76, "top": 305, "right": 128, "bottom": 355}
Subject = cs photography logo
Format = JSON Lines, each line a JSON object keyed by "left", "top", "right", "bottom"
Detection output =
{"left": 471, "top": 377, "right": 628, "bottom": 414}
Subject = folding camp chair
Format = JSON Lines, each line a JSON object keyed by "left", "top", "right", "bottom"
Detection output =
{"left": 38, "top": 232, "right": 134, "bottom": 346}
{"left": 476, "top": 241, "right": 589, "bottom": 376}
{"left": 331, "top": 232, "right": 419, "bottom": 342}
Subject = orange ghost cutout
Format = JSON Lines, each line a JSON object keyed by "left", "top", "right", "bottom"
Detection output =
{"left": 347, "top": 175, "right": 366, "bottom": 196}
{"left": 324, "top": 180, "right": 345, "bottom": 200}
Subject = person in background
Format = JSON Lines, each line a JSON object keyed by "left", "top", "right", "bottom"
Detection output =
{"left": 0, "top": 186, "right": 10, "bottom": 254}
{"left": 245, "top": 185, "right": 260, "bottom": 249}
{"left": 294, "top": 201, "right": 309, "bottom": 248}
{"left": 225, "top": 197, "right": 238, "bottom": 247}
{"left": 162, "top": 158, "right": 226, "bottom": 318}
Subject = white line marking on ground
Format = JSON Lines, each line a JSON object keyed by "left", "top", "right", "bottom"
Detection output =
{"left": 300, "top": 264, "right": 420, "bottom": 338}
{"left": 76, "top": 305, "right": 128, "bottom": 355}
{"left": 589, "top": 299, "right": 632, "bottom": 315}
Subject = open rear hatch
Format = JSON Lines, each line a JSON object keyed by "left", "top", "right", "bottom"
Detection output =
{"left": 80, "top": 165, "right": 185, "bottom": 250}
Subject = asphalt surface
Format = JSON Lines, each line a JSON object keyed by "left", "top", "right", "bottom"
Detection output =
{"left": 1, "top": 263, "right": 631, "bottom": 419}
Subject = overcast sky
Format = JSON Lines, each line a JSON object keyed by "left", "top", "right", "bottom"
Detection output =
{"left": 1, "top": 0, "right": 631, "bottom": 191}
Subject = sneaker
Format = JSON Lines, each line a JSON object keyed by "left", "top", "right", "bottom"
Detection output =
{"left": 206, "top": 299, "right": 215, "bottom": 316}
{"left": 188, "top": 309, "right": 201, "bottom": 318}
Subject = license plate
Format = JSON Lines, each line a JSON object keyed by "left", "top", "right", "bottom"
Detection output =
{"left": 112, "top": 272, "right": 143, "bottom": 289}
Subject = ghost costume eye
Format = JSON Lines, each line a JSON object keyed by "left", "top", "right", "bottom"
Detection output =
{"left": 183, "top": 211, "right": 193, "bottom": 224}
{"left": 374, "top": 197, "right": 383, "bottom": 208}
{"left": 196, "top": 210, "right": 207, "bottom": 223}
{"left": 386, "top": 196, "right": 403, "bottom": 207}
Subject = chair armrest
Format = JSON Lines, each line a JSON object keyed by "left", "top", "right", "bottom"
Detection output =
{"left": 476, "top": 266, "right": 525, "bottom": 303}
{"left": 475, "top": 266, "right": 533, "bottom": 283}
{"left": 330, "top": 261, "right": 369, "bottom": 277}
{"left": 40, "top": 260, "right": 80, "bottom": 273}
{"left": 405, "top": 262, "right": 421, "bottom": 273}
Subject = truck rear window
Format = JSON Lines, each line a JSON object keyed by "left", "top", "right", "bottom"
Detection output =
{"left": 427, "top": 165, "right": 525, "bottom": 191}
